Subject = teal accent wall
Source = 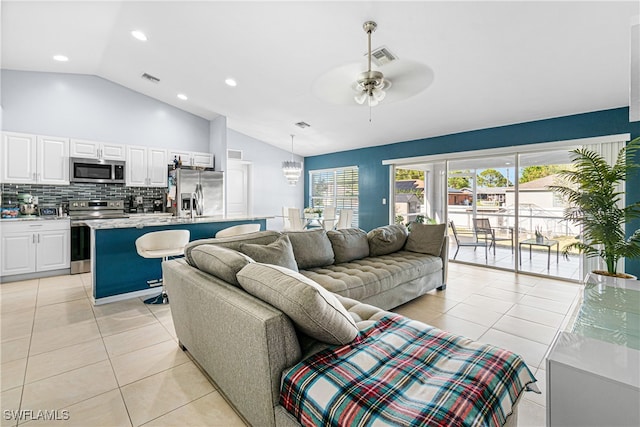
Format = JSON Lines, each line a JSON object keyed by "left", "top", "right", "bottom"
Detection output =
{"left": 304, "top": 107, "right": 640, "bottom": 276}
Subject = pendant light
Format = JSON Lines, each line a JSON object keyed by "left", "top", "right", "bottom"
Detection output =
{"left": 282, "top": 134, "right": 302, "bottom": 186}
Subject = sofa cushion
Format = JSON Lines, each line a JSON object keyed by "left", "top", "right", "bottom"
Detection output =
{"left": 327, "top": 228, "right": 369, "bottom": 264}
{"left": 301, "top": 251, "right": 442, "bottom": 303}
{"left": 405, "top": 223, "right": 447, "bottom": 256}
{"left": 237, "top": 263, "right": 358, "bottom": 345}
{"left": 187, "top": 244, "right": 254, "bottom": 287}
{"left": 184, "top": 230, "right": 282, "bottom": 265}
{"left": 284, "top": 229, "right": 335, "bottom": 270}
{"left": 367, "top": 224, "right": 408, "bottom": 256}
{"left": 238, "top": 235, "right": 298, "bottom": 272}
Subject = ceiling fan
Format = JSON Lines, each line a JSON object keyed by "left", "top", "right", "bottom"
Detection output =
{"left": 312, "top": 20, "right": 434, "bottom": 111}
{"left": 353, "top": 21, "right": 390, "bottom": 107}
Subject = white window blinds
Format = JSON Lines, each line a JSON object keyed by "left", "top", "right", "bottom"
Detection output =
{"left": 310, "top": 166, "right": 359, "bottom": 227}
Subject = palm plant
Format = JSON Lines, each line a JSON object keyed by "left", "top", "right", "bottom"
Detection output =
{"left": 548, "top": 137, "right": 640, "bottom": 277}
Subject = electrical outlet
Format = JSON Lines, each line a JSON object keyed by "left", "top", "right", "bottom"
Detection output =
{"left": 382, "top": 198, "right": 387, "bottom": 205}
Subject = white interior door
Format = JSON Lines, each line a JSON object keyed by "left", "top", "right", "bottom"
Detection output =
{"left": 226, "top": 160, "right": 251, "bottom": 217}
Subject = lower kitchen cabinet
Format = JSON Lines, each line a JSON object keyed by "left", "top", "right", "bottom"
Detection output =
{"left": 0, "top": 219, "right": 70, "bottom": 278}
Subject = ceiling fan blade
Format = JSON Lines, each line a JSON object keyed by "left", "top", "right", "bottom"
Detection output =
{"left": 313, "top": 59, "right": 434, "bottom": 106}
{"left": 313, "top": 62, "right": 366, "bottom": 105}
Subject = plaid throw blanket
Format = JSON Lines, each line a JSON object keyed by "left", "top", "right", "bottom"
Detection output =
{"left": 280, "top": 314, "right": 537, "bottom": 427}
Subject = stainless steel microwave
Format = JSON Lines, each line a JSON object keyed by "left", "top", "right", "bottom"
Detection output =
{"left": 70, "top": 158, "right": 125, "bottom": 184}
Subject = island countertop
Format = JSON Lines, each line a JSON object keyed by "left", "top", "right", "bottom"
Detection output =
{"left": 86, "top": 215, "right": 273, "bottom": 229}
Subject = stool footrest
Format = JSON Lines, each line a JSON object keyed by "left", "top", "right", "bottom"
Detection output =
{"left": 146, "top": 278, "right": 163, "bottom": 287}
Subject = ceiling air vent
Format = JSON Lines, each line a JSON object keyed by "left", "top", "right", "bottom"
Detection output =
{"left": 141, "top": 73, "right": 160, "bottom": 83}
{"left": 370, "top": 46, "right": 398, "bottom": 66}
{"left": 295, "top": 121, "right": 311, "bottom": 129}
{"left": 227, "top": 149, "right": 243, "bottom": 160}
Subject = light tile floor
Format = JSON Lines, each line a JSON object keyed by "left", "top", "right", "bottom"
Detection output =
{"left": 1, "top": 265, "right": 582, "bottom": 426}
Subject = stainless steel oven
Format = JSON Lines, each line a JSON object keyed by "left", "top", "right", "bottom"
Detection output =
{"left": 69, "top": 199, "right": 126, "bottom": 274}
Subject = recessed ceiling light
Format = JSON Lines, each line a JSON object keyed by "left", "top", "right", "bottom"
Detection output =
{"left": 131, "top": 30, "right": 147, "bottom": 41}
{"left": 225, "top": 78, "right": 237, "bottom": 87}
{"left": 177, "top": 93, "right": 188, "bottom": 101}
{"left": 53, "top": 55, "right": 68, "bottom": 62}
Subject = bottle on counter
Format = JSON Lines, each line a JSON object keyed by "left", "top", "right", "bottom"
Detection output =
{"left": 173, "top": 155, "right": 179, "bottom": 170}
{"left": 178, "top": 156, "right": 183, "bottom": 168}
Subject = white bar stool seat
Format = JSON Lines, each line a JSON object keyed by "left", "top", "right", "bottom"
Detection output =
{"left": 135, "top": 229, "right": 190, "bottom": 304}
{"left": 215, "top": 223, "right": 260, "bottom": 238}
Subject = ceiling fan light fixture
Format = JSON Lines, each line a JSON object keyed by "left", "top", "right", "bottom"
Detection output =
{"left": 353, "top": 20, "right": 391, "bottom": 110}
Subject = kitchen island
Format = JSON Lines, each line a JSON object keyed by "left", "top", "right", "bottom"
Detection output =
{"left": 88, "top": 215, "right": 270, "bottom": 304}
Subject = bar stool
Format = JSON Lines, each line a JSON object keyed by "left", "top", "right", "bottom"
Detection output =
{"left": 135, "top": 229, "right": 190, "bottom": 304}
{"left": 215, "top": 223, "right": 261, "bottom": 238}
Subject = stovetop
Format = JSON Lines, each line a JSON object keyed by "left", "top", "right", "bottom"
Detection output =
{"left": 68, "top": 199, "right": 127, "bottom": 220}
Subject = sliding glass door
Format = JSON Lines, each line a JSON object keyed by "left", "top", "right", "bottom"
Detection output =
{"left": 388, "top": 135, "right": 630, "bottom": 281}
{"left": 516, "top": 150, "right": 577, "bottom": 279}
{"left": 447, "top": 155, "right": 516, "bottom": 269}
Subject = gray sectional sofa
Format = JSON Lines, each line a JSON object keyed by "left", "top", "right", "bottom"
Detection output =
{"left": 163, "top": 224, "right": 449, "bottom": 425}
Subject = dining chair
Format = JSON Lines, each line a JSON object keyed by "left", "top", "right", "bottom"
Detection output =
{"left": 449, "top": 220, "right": 488, "bottom": 260}
{"left": 473, "top": 218, "right": 513, "bottom": 254}
{"left": 322, "top": 206, "right": 337, "bottom": 230}
{"left": 335, "top": 209, "right": 353, "bottom": 229}
{"left": 287, "top": 207, "right": 304, "bottom": 231}
{"left": 282, "top": 206, "right": 293, "bottom": 230}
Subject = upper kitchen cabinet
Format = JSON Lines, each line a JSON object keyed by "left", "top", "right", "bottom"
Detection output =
{"left": 126, "top": 145, "right": 167, "bottom": 187}
{"left": 70, "top": 139, "right": 126, "bottom": 161}
{"left": 168, "top": 150, "right": 214, "bottom": 168}
{"left": 1, "top": 132, "right": 69, "bottom": 185}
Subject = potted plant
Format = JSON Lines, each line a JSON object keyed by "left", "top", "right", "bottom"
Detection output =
{"left": 548, "top": 137, "right": 640, "bottom": 279}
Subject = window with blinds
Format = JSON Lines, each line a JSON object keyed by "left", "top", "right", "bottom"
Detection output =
{"left": 309, "top": 166, "right": 359, "bottom": 227}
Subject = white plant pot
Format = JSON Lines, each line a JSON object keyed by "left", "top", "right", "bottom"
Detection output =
{"left": 584, "top": 271, "right": 639, "bottom": 293}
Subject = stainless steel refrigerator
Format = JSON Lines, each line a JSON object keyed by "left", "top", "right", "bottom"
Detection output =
{"left": 168, "top": 167, "right": 224, "bottom": 217}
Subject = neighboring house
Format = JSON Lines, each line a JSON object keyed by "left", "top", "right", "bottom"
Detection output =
{"left": 505, "top": 174, "right": 563, "bottom": 208}
{"left": 395, "top": 193, "right": 421, "bottom": 220}
{"left": 448, "top": 188, "right": 472, "bottom": 206}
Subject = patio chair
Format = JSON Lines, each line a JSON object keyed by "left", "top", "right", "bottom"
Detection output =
{"left": 473, "top": 218, "right": 513, "bottom": 255}
{"left": 449, "top": 220, "right": 488, "bottom": 260}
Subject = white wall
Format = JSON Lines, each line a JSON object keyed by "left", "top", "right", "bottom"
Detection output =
{"left": 227, "top": 129, "right": 304, "bottom": 230}
{"left": 1, "top": 69, "right": 210, "bottom": 151}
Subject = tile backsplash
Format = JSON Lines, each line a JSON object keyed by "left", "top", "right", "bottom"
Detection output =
{"left": 1, "top": 183, "right": 166, "bottom": 212}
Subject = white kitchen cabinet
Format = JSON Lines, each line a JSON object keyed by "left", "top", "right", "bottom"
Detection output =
{"left": 1, "top": 132, "right": 69, "bottom": 185}
{"left": 70, "top": 139, "right": 126, "bottom": 161}
{"left": 126, "top": 145, "right": 167, "bottom": 187}
{"left": 168, "top": 150, "right": 214, "bottom": 168}
{"left": 0, "top": 219, "right": 70, "bottom": 277}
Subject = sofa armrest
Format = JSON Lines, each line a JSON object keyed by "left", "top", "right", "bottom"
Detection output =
{"left": 163, "top": 259, "right": 301, "bottom": 427}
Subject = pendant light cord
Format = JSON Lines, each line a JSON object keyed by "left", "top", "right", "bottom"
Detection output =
{"left": 290, "top": 134, "right": 295, "bottom": 161}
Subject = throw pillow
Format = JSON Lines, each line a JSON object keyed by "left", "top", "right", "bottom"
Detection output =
{"left": 238, "top": 235, "right": 298, "bottom": 272}
{"left": 404, "top": 223, "right": 447, "bottom": 256}
{"left": 188, "top": 244, "right": 254, "bottom": 287}
{"left": 236, "top": 263, "right": 358, "bottom": 345}
{"left": 284, "top": 229, "right": 335, "bottom": 269}
{"left": 327, "top": 228, "right": 369, "bottom": 264}
{"left": 367, "top": 224, "right": 408, "bottom": 256}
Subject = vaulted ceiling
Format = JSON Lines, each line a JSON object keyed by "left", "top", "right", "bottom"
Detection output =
{"left": 2, "top": 1, "right": 638, "bottom": 156}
